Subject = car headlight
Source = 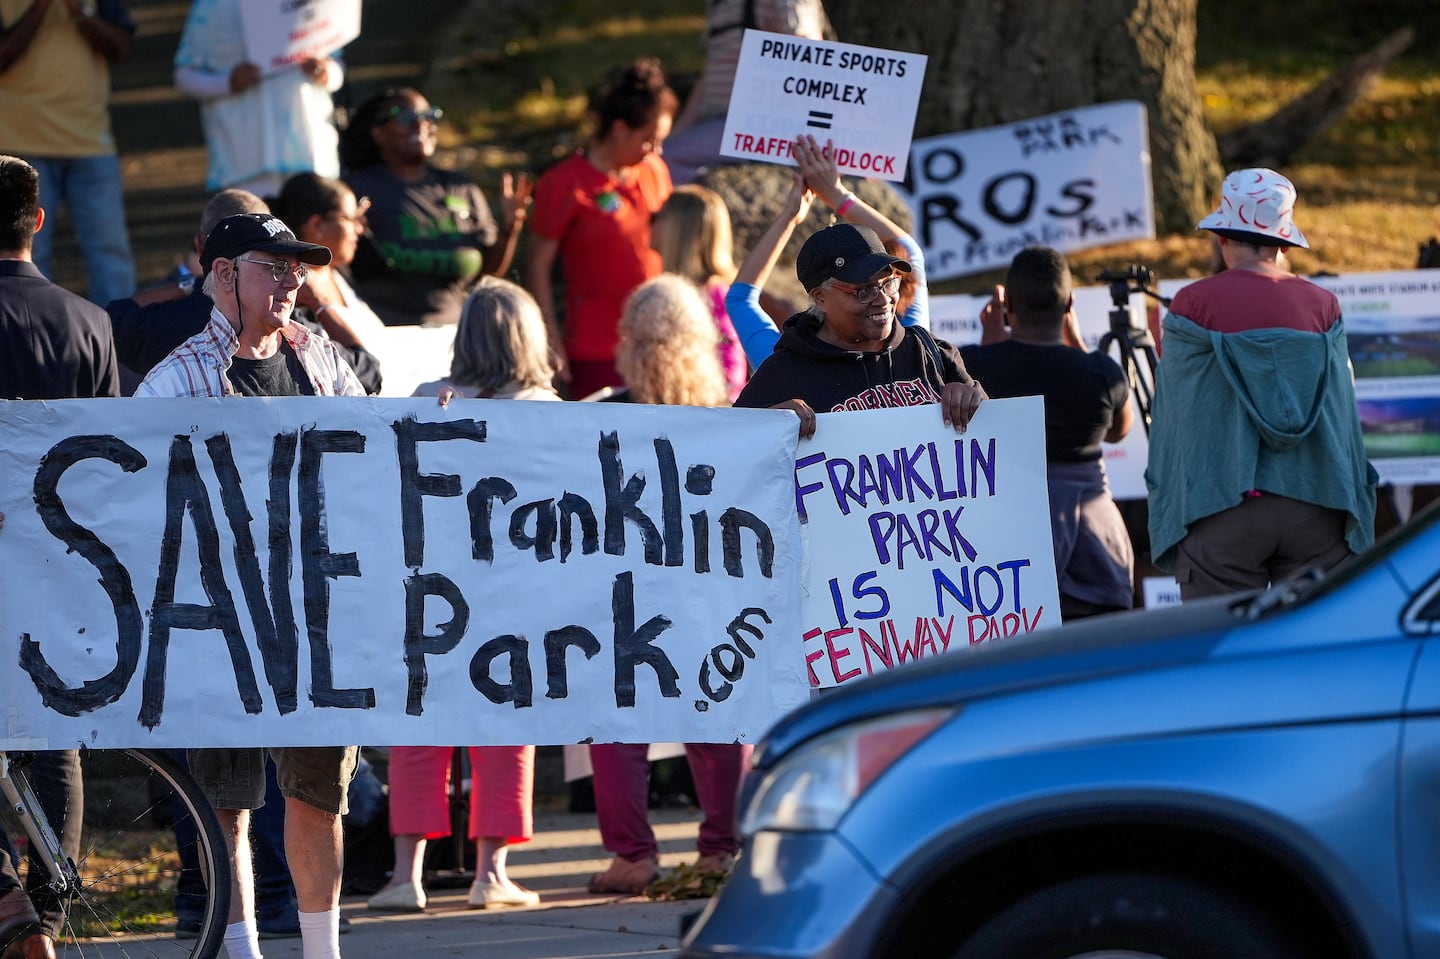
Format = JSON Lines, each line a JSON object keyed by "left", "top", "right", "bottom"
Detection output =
{"left": 740, "top": 708, "right": 952, "bottom": 836}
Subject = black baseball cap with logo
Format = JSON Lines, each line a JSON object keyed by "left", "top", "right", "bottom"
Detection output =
{"left": 795, "top": 223, "right": 910, "bottom": 292}
{"left": 200, "top": 213, "right": 333, "bottom": 273}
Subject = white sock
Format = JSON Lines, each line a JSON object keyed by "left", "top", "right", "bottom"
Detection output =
{"left": 223, "top": 920, "right": 262, "bottom": 959}
{"left": 299, "top": 909, "right": 341, "bottom": 959}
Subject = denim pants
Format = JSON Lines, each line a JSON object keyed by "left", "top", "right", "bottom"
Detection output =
{"left": 172, "top": 752, "right": 296, "bottom": 927}
{"left": 26, "top": 154, "right": 136, "bottom": 307}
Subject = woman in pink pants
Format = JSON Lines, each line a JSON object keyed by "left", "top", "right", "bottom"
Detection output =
{"left": 584, "top": 275, "right": 753, "bottom": 895}
{"left": 367, "top": 746, "right": 538, "bottom": 911}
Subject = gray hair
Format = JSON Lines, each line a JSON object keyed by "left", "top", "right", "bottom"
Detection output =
{"left": 200, "top": 189, "right": 267, "bottom": 242}
{"left": 449, "top": 277, "right": 556, "bottom": 392}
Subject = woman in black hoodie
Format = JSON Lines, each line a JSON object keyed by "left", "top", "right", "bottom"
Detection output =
{"left": 734, "top": 222, "right": 985, "bottom": 436}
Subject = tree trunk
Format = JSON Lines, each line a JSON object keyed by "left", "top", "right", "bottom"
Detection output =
{"left": 823, "top": 0, "right": 1223, "bottom": 233}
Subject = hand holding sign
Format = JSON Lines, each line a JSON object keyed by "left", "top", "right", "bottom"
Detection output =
{"left": 720, "top": 30, "right": 927, "bottom": 181}
{"left": 941, "top": 381, "right": 987, "bottom": 433}
{"left": 793, "top": 134, "right": 846, "bottom": 208}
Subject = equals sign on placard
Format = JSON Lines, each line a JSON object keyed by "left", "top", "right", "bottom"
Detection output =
{"left": 807, "top": 110, "right": 833, "bottom": 130}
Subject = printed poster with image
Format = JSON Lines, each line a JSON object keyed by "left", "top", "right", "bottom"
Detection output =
{"left": 1160, "top": 269, "right": 1440, "bottom": 485}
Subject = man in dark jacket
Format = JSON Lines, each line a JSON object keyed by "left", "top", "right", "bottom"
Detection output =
{"left": 735, "top": 222, "right": 984, "bottom": 435}
{"left": 0, "top": 154, "right": 119, "bottom": 400}
{"left": 0, "top": 153, "right": 114, "bottom": 959}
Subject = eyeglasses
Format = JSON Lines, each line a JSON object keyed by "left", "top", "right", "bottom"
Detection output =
{"left": 829, "top": 274, "right": 902, "bottom": 305}
{"left": 326, "top": 196, "right": 370, "bottom": 229}
{"left": 381, "top": 105, "right": 443, "bottom": 127}
{"left": 239, "top": 256, "right": 309, "bottom": 284}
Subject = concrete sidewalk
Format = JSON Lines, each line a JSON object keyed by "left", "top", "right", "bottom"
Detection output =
{"left": 307, "top": 810, "right": 706, "bottom": 958}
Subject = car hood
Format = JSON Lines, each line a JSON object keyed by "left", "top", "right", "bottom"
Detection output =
{"left": 753, "top": 596, "right": 1248, "bottom": 769}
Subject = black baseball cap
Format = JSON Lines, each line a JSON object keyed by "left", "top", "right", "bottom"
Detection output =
{"left": 796, "top": 223, "right": 910, "bottom": 292}
{"left": 200, "top": 213, "right": 333, "bottom": 273}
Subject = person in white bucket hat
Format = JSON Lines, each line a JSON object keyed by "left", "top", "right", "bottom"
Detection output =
{"left": 1145, "top": 168, "right": 1377, "bottom": 600}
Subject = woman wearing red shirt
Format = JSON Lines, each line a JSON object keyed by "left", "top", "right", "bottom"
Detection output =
{"left": 526, "top": 58, "right": 677, "bottom": 398}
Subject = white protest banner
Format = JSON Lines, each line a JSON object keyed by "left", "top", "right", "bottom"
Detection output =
{"left": 900, "top": 101, "right": 1155, "bottom": 280}
{"left": 0, "top": 399, "right": 806, "bottom": 749}
{"left": 794, "top": 400, "right": 1061, "bottom": 689}
{"left": 928, "top": 289, "right": 1153, "bottom": 500}
{"left": 1160, "top": 269, "right": 1440, "bottom": 486}
{"left": 240, "top": 0, "right": 360, "bottom": 74}
{"left": 719, "top": 29, "right": 926, "bottom": 181}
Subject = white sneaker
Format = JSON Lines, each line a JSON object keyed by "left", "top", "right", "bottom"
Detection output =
{"left": 467, "top": 880, "right": 540, "bottom": 908}
{"left": 367, "top": 881, "right": 426, "bottom": 912}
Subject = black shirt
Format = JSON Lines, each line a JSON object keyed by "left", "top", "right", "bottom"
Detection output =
{"left": 227, "top": 340, "right": 315, "bottom": 397}
{"left": 959, "top": 339, "right": 1128, "bottom": 463}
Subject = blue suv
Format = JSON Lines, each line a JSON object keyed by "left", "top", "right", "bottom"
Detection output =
{"left": 680, "top": 504, "right": 1440, "bottom": 959}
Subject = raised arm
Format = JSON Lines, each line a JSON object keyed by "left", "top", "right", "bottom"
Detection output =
{"left": 730, "top": 172, "right": 812, "bottom": 368}
{"left": 792, "top": 134, "right": 908, "bottom": 244}
{"left": 481, "top": 171, "right": 533, "bottom": 279}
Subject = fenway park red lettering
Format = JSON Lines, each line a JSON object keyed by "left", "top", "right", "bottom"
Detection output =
{"left": 730, "top": 133, "right": 896, "bottom": 174}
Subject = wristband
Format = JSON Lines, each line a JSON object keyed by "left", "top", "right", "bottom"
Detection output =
{"left": 835, "top": 193, "right": 857, "bottom": 218}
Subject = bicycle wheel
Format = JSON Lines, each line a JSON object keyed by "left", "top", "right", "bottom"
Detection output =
{"left": 40, "top": 748, "right": 230, "bottom": 959}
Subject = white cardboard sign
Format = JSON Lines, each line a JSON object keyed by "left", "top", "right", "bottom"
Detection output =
{"left": 720, "top": 29, "right": 927, "bottom": 181}
{"left": 795, "top": 400, "right": 1061, "bottom": 688}
{"left": 0, "top": 399, "right": 806, "bottom": 749}
{"left": 900, "top": 101, "right": 1156, "bottom": 280}
{"left": 240, "top": 0, "right": 361, "bottom": 74}
{"left": 928, "top": 288, "right": 1153, "bottom": 501}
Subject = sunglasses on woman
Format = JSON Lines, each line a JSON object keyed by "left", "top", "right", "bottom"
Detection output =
{"left": 381, "top": 105, "right": 443, "bottom": 128}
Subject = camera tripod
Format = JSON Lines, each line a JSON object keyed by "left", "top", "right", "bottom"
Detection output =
{"left": 1095, "top": 266, "right": 1168, "bottom": 435}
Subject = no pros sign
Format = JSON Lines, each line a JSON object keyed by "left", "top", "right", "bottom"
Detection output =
{"left": 721, "top": 30, "right": 927, "bottom": 182}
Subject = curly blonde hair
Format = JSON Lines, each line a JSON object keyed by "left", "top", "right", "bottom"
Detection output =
{"left": 616, "top": 274, "right": 729, "bottom": 408}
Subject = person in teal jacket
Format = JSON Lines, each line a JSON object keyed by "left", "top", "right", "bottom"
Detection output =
{"left": 1146, "top": 168, "right": 1376, "bottom": 600}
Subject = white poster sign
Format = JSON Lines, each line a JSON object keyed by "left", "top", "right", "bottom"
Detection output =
{"left": 928, "top": 288, "right": 1153, "bottom": 500}
{"left": 0, "top": 399, "right": 806, "bottom": 749}
{"left": 1160, "top": 269, "right": 1440, "bottom": 485}
{"left": 795, "top": 400, "right": 1061, "bottom": 689}
{"left": 370, "top": 326, "right": 458, "bottom": 398}
{"left": 720, "top": 30, "right": 927, "bottom": 181}
{"left": 900, "top": 101, "right": 1155, "bottom": 280}
{"left": 240, "top": 0, "right": 361, "bottom": 74}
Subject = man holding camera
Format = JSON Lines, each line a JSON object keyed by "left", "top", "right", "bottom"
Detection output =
{"left": 967, "top": 246, "right": 1135, "bottom": 620}
{"left": 1146, "top": 168, "right": 1376, "bottom": 600}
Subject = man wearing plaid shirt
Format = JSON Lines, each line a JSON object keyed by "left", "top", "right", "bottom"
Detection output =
{"left": 137, "top": 212, "right": 361, "bottom": 399}
{"left": 136, "top": 212, "right": 359, "bottom": 959}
